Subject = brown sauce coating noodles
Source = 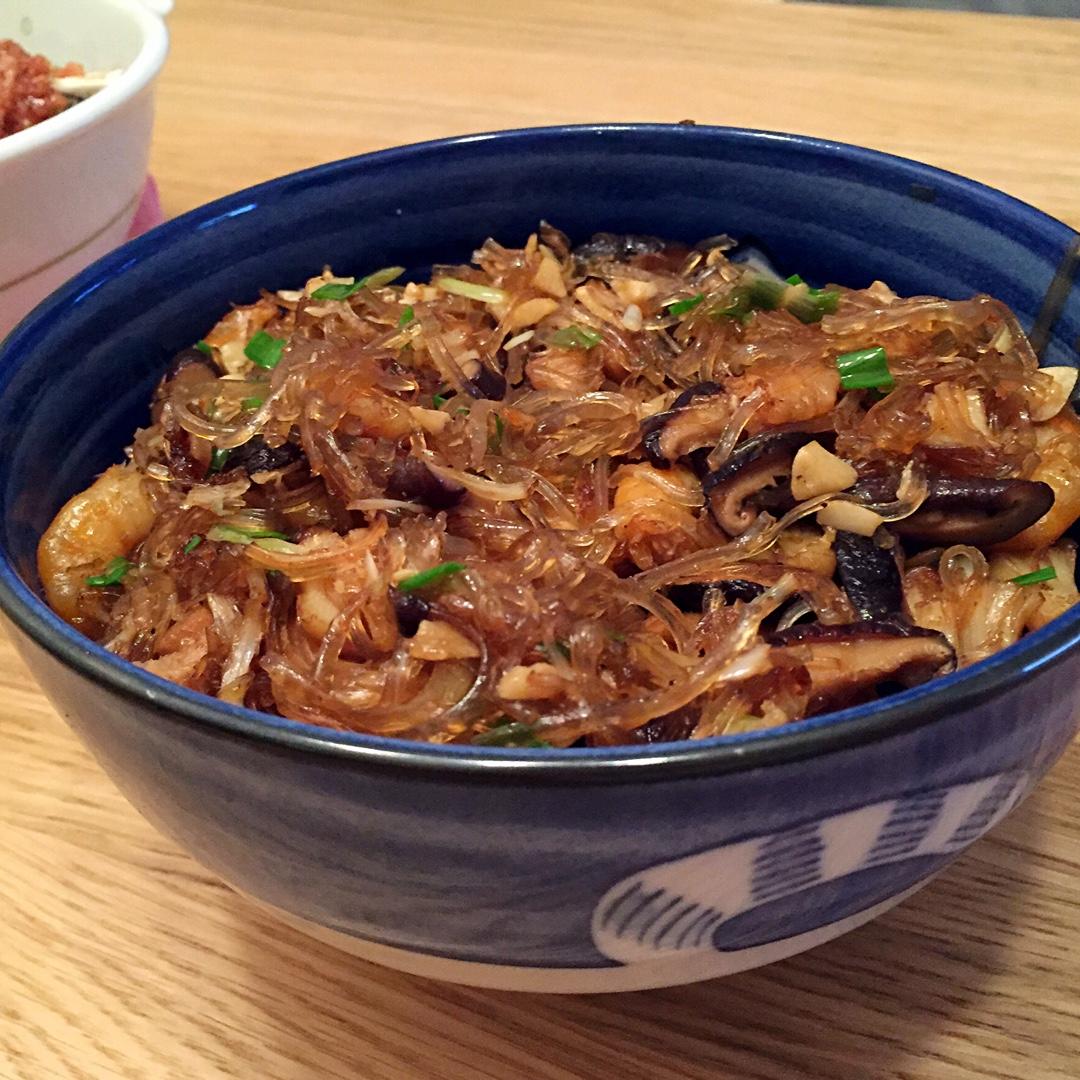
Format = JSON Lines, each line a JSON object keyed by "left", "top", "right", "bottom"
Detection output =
{"left": 37, "top": 226, "right": 1080, "bottom": 747}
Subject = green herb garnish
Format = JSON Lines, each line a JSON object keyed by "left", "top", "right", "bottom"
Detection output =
{"left": 472, "top": 721, "right": 551, "bottom": 748}
{"left": 311, "top": 281, "right": 364, "bottom": 301}
{"left": 85, "top": 556, "right": 132, "bottom": 588}
{"left": 433, "top": 393, "right": 449, "bottom": 409}
{"left": 712, "top": 286, "right": 754, "bottom": 322}
{"left": 1011, "top": 566, "right": 1057, "bottom": 586}
{"left": 835, "top": 346, "right": 895, "bottom": 391}
{"left": 714, "top": 274, "right": 838, "bottom": 325}
{"left": 311, "top": 266, "right": 405, "bottom": 301}
{"left": 397, "top": 561, "right": 465, "bottom": 594}
{"left": 182, "top": 535, "right": 203, "bottom": 555}
{"left": 550, "top": 325, "right": 603, "bottom": 349}
{"left": 398, "top": 304, "right": 415, "bottom": 327}
{"left": 489, "top": 414, "right": 505, "bottom": 452}
{"left": 787, "top": 286, "right": 840, "bottom": 324}
{"left": 208, "top": 447, "right": 230, "bottom": 474}
{"left": 194, "top": 339, "right": 213, "bottom": 355}
{"left": 666, "top": 294, "right": 705, "bottom": 317}
{"left": 244, "top": 331, "right": 286, "bottom": 370}
{"left": 207, "top": 524, "right": 290, "bottom": 544}
{"left": 745, "top": 275, "right": 787, "bottom": 311}
{"left": 241, "top": 395, "right": 266, "bottom": 411}
{"left": 435, "top": 276, "right": 508, "bottom": 303}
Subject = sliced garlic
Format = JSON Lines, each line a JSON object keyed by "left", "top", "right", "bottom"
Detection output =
{"left": 409, "top": 620, "right": 481, "bottom": 661}
{"left": 531, "top": 254, "right": 567, "bottom": 298}
{"left": 496, "top": 662, "right": 567, "bottom": 700}
{"left": 408, "top": 406, "right": 451, "bottom": 434}
{"left": 1029, "top": 366, "right": 1078, "bottom": 422}
{"left": 816, "top": 501, "right": 884, "bottom": 537}
{"left": 507, "top": 297, "right": 560, "bottom": 330}
{"left": 621, "top": 303, "right": 644, "bottom": 332}
{"left": 611, "top": 278, "right": 659, "bottom": 306}
{"left": 790, "top": 441, "right": 858, "bottom": 501}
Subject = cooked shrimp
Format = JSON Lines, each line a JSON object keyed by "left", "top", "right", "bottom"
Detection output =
{"left": 612, "top": 463, "right": 708, "bottom": 569}
{"left": 990, "top": 543, "right": 1080, "bottom": 631}
{"left": 728, "top": 354, "right": 840, "bottom": 432}
{"left": 37, "top": 464, "right": 155, "bottom": 625}
{"left": 139, "top": 605, "right": 213, "bottom": 686}
{"left": 526, "top": 347, "right": 604, "bottom": 393}
{"left": 997, "top": 411, "right": 1080, "bottom": 551}
{"left": 905, "top": 547, "right": 1036, "bottom": 665}
{"left": 204, "top": 297, "right": 279, "bottom": 376}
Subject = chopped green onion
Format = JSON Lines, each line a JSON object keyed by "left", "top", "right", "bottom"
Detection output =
{"left": 311, "top": 281, "right": 363, "bottom": 301}
{"left": 607, "top": 630, "right": 627, "bottom": 643}
{"left": 207, "top": 524, "right": 290, "bottom": 545}
{"left": 398, "top": 304, "right": 415, "bottom": 327}
{"left": 745, "top": 275, "right": 787, "bottom": 311}
{"left": 472, "top": 721, "right": 551, "bottom": 748}
{"left": 835, "top": 346, "right": 894, "bottom": 391}
{"left": 788, "top": 287, "right": 840, "bottom": 324}
{"left": 244, "top": 331, "right": 286, "bottom": 370}
{"left": 1011, "top": 566, "right": 1057, "bottom": 586}
{"left": 207, "top": 447, "right": 230, "bottom": 474}
{"left": 364, "top": 265, "right": 406, "bottom": 289}
{"left": 310, "top": 266, "right": 405, "bottom": 301}
{"left": 666, "top": 294, "right": 705, "bottom": 317}
{"left": 489, "top": 413, "right": 505, "bottom": 452}
{"left": 434, "top": 276, "right": 508, "bottom": 304}
{"left": 251, "top": 537, "right": 297, "bottom": 554}
{"left": 715, "top": 273, "right": 838, "bottom": 325}
{"left": 241, "top": 395, "right": 265, "bottom": 411}
{"left": 85, "top": 556, "right": 132, "bottom": 588}
{"left": 182, "top": 535, "right": 203, "bottom": 555}
{"left": 712, "top": 286, "right": 753, "bottom": 322}
{"left": 433, "top": 393, "right": 449, "bottom": 409}
{"left": 194, "top": 339, "right": 213, "bottom": 355}
{"left": 550, "top": 325, "right": 603, "bottom": 350}
{"left": 397, "top": 561, "right": 465, "bottom": 594}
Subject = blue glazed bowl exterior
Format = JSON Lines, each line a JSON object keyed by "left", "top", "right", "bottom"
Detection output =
{"left": 1, "top": 126, "right": 1079, "bottom": 992}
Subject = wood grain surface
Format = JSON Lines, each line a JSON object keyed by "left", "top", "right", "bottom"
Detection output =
{"left": 4, "top": 1, "right": 1080, "bottom": 1077}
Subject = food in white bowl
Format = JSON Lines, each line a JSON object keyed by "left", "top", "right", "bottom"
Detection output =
{"left": 0, "top": 0, "right": 169, "bottom": 337}
{"left": 0, "top": 39, "right": 87, "bottom": 137}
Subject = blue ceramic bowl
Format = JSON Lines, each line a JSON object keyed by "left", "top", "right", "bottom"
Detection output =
{"left": 2, "top": 125, "right": 1079, "bottom": 993}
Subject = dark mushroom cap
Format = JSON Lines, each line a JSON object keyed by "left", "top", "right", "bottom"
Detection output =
{"left": 573, "top": 232, "right": 691, "bottom": 274}
{"left": 766, "top": 619, "right": 956, "bottom": 713}
{"left": 389, "top": 588, "right": 431, "bottom": 637}
{"left": 155, "top": 346, "right": 217, "bottom": 407}
{"left": 664, "top": 577, "right": 765, "bottom": 612}
{"left": 386, "top": 456, "right": 465, "bottom": 510}
{"left": 857, "top": 475, "right": 1055, "bottom": 546}
{"left": 228, "top": 435, "right": 304, "bottom": 476}
{"left": 834, "top": 530, "right": 903, "bottom": 621}
{"left": 465, "top": 366, "right": 507, "bottom": 401}
{"left": 641, "top": 381, "right": 727, "bottom": 468}
{"left": 702, "top": 430, "right": 818, "bottom": 534}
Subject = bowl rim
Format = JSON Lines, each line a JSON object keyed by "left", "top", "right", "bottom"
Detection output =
{"left": 0, "top": 0, "right": 169, "bottom": 166}
{"left": 2, "top": 121, "right": 1079, "bottom": 782}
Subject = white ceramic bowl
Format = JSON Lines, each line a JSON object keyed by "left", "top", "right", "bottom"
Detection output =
{"left": 0, "top": 0, "right": 170, "bottom": 338}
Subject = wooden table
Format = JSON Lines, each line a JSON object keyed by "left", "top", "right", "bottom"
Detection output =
{"left": 3, "top": 1, "right": 1080, "bottom": 1077}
